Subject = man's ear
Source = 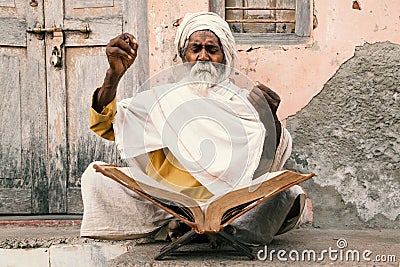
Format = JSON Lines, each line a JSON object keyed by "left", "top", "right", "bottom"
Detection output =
{"left": 174, "top": 53, "right": 186, "bottom": 63}
{"left": 181, "top": 51, "right": 188, "bottom": 63}
{"left": 180, "top": 47, "right": 188, "bottom": 63}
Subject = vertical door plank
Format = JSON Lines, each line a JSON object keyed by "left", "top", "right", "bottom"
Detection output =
{"left": 64, "top": 0, "right": 125, "bottom": 213}
{"left": 0, "top": 51, "right": 33, "bottom": 214}
{"left": 122, "top": 0, "right": 149, "bottom": 97}
{"left": 44, "top": 0, "right": 68, "bottom": 213}
{"left": 0, "top": 52, "right": 22, "bottom": 181}
{"left": 24, "top": 0, "right": 48, "bottom": 213}
{"left": 66, "top": 50, "right": 117, "bottom": 214}
{"left": 66, "top": 48, "right": 116, "bottom": 186}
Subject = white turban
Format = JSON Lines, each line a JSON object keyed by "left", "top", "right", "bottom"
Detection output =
{"left": 174, "top": 12, "right": 238, "bottom": 70}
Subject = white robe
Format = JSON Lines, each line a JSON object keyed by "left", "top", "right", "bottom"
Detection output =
{"left": 113, "top": 79, "right": 265, "bottom": 196}
{"left": 80, "top": 124, "right": 305, "bottom": 244}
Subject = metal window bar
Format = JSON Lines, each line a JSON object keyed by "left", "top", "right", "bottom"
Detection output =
{"left": 225, "top": 7, "right": 296, "bottom": 10}
{"left": 225, "top": 19, "right": 295, "bottom": 23}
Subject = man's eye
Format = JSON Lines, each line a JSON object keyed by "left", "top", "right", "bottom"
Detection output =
{"left": 189, "top": 46, "right": 200, "bottom": 53}
{"left": 206, "top": 46, "right": 219, "bottom": 54}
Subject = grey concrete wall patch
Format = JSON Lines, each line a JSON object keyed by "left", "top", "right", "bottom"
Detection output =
{"left": 286, "top": 42, "right": 400, "bottom": 228}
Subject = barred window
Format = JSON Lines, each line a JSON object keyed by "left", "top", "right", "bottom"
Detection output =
{"left": 210, "top": 0, "right": 311, "bottom": 44}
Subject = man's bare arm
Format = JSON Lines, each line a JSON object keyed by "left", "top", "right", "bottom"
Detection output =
{"left": 93, "top": 33, "right": 138, "bottom": 112}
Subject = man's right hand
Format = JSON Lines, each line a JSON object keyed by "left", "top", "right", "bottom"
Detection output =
{"left": 93, "top": 33, "right": 138, "bottom": 112}
{"left": 106, "top": 33, "right": 138, "bottom": 76}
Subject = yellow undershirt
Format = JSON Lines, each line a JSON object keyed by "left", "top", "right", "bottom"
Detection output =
{"left": 89, "top": 92, "right": 213, "bottom": 202}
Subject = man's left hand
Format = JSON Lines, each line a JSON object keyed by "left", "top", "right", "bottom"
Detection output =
{"left": 247, "top": 81, "right": 282, "bottom": 151}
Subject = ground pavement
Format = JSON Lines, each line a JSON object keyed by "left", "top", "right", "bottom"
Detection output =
{"left": 0, "top": 217, "right": 398, "bottom": 267}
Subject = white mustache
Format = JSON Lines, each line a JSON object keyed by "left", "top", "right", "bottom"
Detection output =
{"left": 190, "top": 62, "right": 218, "bottom": 78}
{"left": 189, "top": 62, "right": 221, "bottom": 96}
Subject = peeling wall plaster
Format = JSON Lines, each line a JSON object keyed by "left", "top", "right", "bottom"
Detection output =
{"left": 286, "top": 42, "right": 400, "bottom": 228}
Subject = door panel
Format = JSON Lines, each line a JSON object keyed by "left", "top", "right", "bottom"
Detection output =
{"left": 0, "top": 50, "right": 26, "bottom": 213}
{"left": 66, "top": 48, "right": 114, "bottom": 185}
{"left": 65, "top": 48, "right": 114, "bottom": 213}
{"left": 0, "top": 1, "right": 47, "bottom": 213}
{"left": 67, "top": 0, "right": 115, "bottom": 9}
{"left": 0, "top": 0, "right": 26, "bottom": 46}
{"left": 0, "top": 51, "right": 24, "bottom": 180}
{"left": 63, "top": 1, "right": 123, "bottom": 214}
{"left": 0, "top": 0, "right": 148, "bottom": 214}
{"left": 62, "top": 0, "right": 149, "bottom": 213}
{"left": 64, "top": 18, "right": 122, "bottom": 47}
{"left": 64, "top": 0, "right": 122, "bottom": 47}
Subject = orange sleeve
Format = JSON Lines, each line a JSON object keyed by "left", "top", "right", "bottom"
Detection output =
{"left": 89, "top": 89, "right": 117, "bottom": 141}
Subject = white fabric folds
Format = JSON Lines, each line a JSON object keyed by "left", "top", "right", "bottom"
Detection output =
{"left": 113, "top": 79, "right": 265, "bottom": 196}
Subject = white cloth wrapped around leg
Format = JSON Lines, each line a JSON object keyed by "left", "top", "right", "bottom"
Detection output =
{"left": 80, "top": 161, "right": 172, "bottom": 240}
{"left": 229, "top": 184, "right": 306, "bottom": 245}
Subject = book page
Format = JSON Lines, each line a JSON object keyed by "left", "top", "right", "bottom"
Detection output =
{"left": 205, "top": 170, "right": 286, "bottom": 204}
{"left": 202, "top": 171, "right": 314, "bottom": 232}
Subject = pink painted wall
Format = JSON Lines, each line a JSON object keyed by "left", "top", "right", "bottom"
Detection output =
{"left": 146, "top": 0, "right": 400, "bottom": 120}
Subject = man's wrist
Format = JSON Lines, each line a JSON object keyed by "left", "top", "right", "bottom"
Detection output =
{"left": 104, "top": 68, "right": 123, "bottom": 89}
{"left": 93, "top": 68, "right": 121, "bottom": 112}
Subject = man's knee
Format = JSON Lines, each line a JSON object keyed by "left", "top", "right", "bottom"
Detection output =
{"left": 81, "top": 161, "right": 108, "bottom": 187}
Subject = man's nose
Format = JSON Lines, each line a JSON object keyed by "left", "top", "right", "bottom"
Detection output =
{"left": 197, "top": 48, "right": 210, "bottom": 61}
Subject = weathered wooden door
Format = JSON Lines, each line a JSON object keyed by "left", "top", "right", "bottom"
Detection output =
{"left": 0, "top": 0, "right": 148, "bottom": 214}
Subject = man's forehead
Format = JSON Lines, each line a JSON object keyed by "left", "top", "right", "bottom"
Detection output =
{"left": 188, "top": 30, "right": 220, "bottom": 44}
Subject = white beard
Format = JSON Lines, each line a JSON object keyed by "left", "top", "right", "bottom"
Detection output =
{"left": 189, "top": 61, "right": 225, "bottom": 96}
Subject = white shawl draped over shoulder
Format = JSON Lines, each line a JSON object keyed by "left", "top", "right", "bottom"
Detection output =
{"left": 113, "top": 79, "right": 265, "bottom": 196}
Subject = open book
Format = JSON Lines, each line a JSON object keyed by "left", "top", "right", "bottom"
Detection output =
{"left": 93, "top": 164, "right": 314, "bottom": 234}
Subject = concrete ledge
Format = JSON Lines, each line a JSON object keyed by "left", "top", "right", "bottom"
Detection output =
{"left": 0, "top": 225, "right": 398, "bottom": 266}
{"left": 0, "top": 244, "right": 128, "bottom": 267}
